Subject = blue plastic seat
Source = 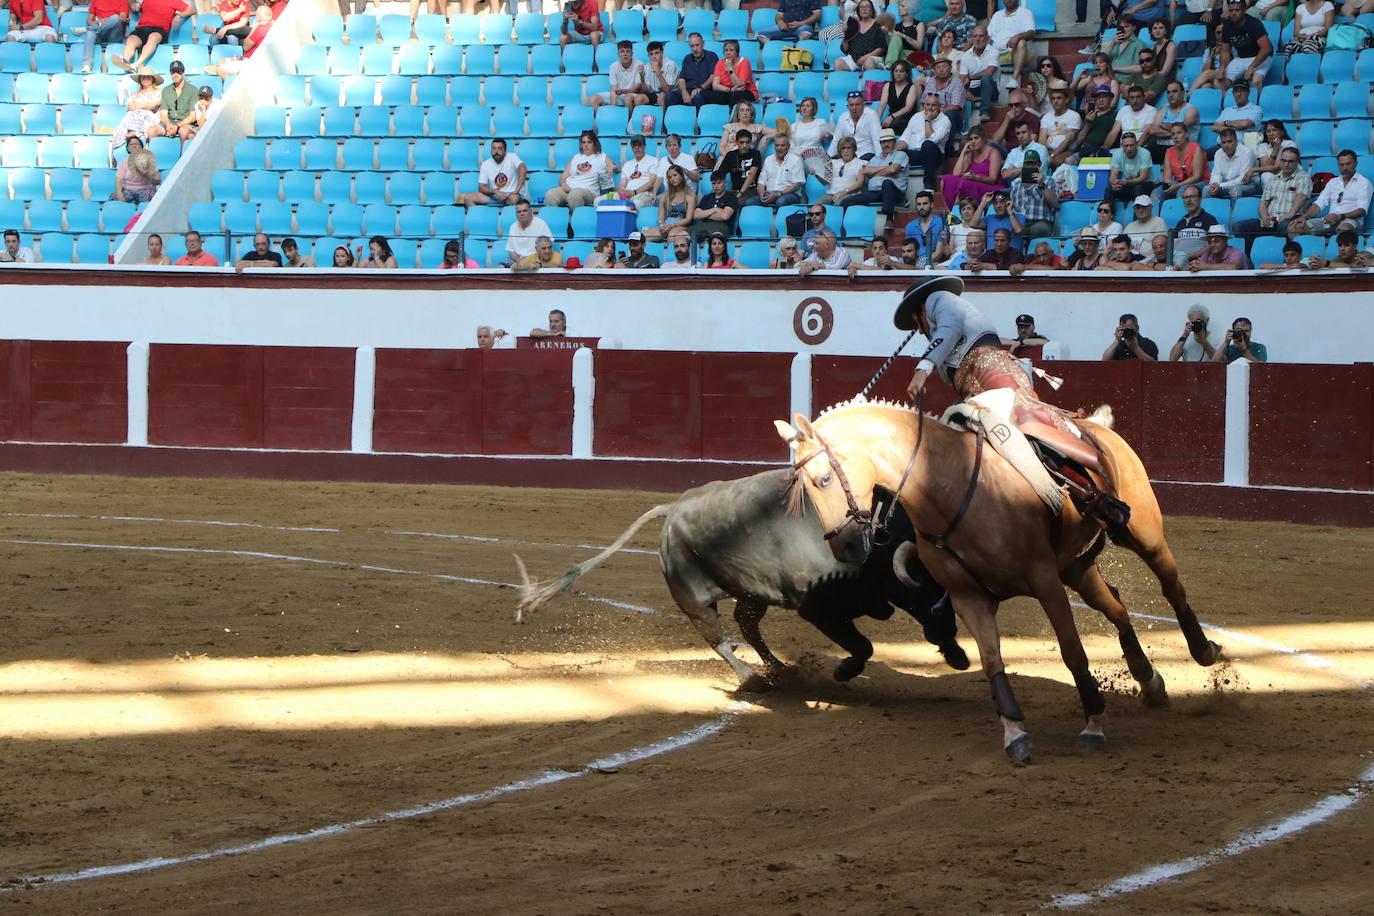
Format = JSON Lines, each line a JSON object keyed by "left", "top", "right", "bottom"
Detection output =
{"left": 569, "top": 206, "right": 596, "bottom": 239}
{"left": 0, "top": 105, "right": 20, "bottom": 137}
{"left": 27, "top": 201, "right": 64, "bottom": 232}
{"left": 362, "top": 203, "right": 397, "bottom": 235}
{"left": 736, "top": 241, "right": 770, "bottom": 269}
{"left": 303, "top": 138, "right": 338, "bottom": 170}
{"left": 378, "top": 13, "right": 411, "bottom": 44}
{"left": 562, "top": 44, "right": 594, "bottom": 75}
{"left": 398, "top": 204, "right": 431, "bottom": 235}
{"left": 494, "top": 105, "right": 527, "bottom": 137}
{"left": 645, "top": 9, "right": 678, "bottom": 42}
{"left": 376, "top": 138, "right": 409, "bottom": 170}
{"left": 58, "top": 103, "right": 92, "bottom": 135}
{"left": 717, "top": 9, "right": 749, "bottom": 40}
{"left": 322, "top": 107, "right": 356, "bottom": 136}
{"left": 1332, "top": 81, "right": 1370, "bottom": 118}
{"left": 340, "top": 138, "right": 375, "bottom": 170}
{"left": 267, "top": 139, "right": 302, "bottom": 170}
{"left": 362, "top": 45, "right": 394, "bottom": 76}
{"left": 211, "top": 169, "right": 246, "bottom": 201}
{"left": 223, "top": 200, "right": 258, "bottom": 234}
{"left": 514, "top": 12, "right": 546, "bottom": 44}
{"left": 465, "top": 44, "right": 495, "bottom": 75}
{"left": 274, "top": 74, "right": 308, "bottom": 106}
{"left": 433, "top": 204, "right": 464, "bottom": 234}
{"left": 345, "top": 13, "right": 378, "bottom": 43}
{"left": 1296, "top": 84, "right": 1333, "bottom": 119}
{"left": 38, "top": 137, "right": 75, "bottom": 168}
{"left": 561, "top": 102, "right": 594, "bottom": 135}
{"left": 412, "top": 139, "right": 445, "bottom": 171}
{"left": 1258, "top": 84, "right": 1294, "bottom": 120}
{"left": 85, "top": 169, "right": 115, "bottom": 200}
{"left": 389, "top": 238, "right": 418, "bottom": 267}
{"left": 445, "top": 138, "right": 477, "bottom": 170}
{"left": 75, "top": 233, "right": 110, "bottom": 264}
{"left": 38, "top": 233, "right": 72, "bottom": 263}
{"left": 414, "top": 76, "right": 447, "bottom": 107}
{"left": 61, "top": 198, "right": 97, "bottom": 232}
{"left": 536, "top": 205, "right": 570, "bottom": 237}
{"left": 22, "top": 104, "right": 57, "bottom": 135}
{"left": 358, "top": 106, "right": 392, "bottom": 137}
{"left": 1285, "top": 53, "right": 1320, "bottom": 85}
{"left": 484, "top": 75, "right": 517, "bottom": 106}
{"left": 420, "top": 172, "right": 454, "bottom": 204}
{"left": 526, "top": 105, "right": 558, "bottom": 138}
{"left": 1297, "top": 119, "right": 1333, "bottom": 155}
{"left": 1334, "top": 119, "right": 1370, "bottom": 155}
{"left": 550, "top": 75, "right": 582, "bottom": 106}
{"left": 47, "top": 168, "right": 83, "bottom": 201}
{"left": 1319, "top": 50, "right": 1356, "bottom": 84}
{"left": 295, "top": 202, "right": 329, "bottom": 235}
{"left": 320, "top": 172, "right": 352, "bottom": 204}
{"left": 524, "top": 171, "right": 556, "bottom": 204}
{"left": 388, "top": 171, "right": 421, "bottom": 205}
{"left": 1294, "top": 233, "right": 1327, "bottom": 258}
{"left": 255, "top": 105, "right": 289, "bottom": 136}
{"left": 32, "top": 43, "right": 69, "bottom": 75}
{"left": 148, "top": 136, "right": 179, "bottom": 166}
{"left": 426, "top": 105, "right": 458, "bottom": 135}
{"left": 482, "top": 13, "right": 514, "bottom": 44}
{"left": 243, "top": 169, "right": 278, "bottom": 202}
{"left": 330, "top": 202, "right": 364, "bottom": 236}
{"left": 296, "top": 45, "right": 330, "bottom": 76}
{"left": 464, "top": 206, "right": 499, "bottom": 237}
{"left": 737, "top": 205, "right": 773, "bottom": 239}
{"left": 329, "top": 46, "right": 361, "bottom": 75}
{"left": 521, "top": 41, "right": 558, "bottom": 79}
{"left": 842, "top": 205, "right": 879, "bottom": 238}
{"left": 188, "top": 201, "right": 223, "bottom": 233}
{"left": 697, "top": 104, "right": 729, "bottom": 137}
{"left": 354, "top": 171, "right": 388, "bottom": 204}
{"left": 49, "top": 73, "right": 85, "bottom": 105}
{"left": 594, "top": 43, "right": 619, "bottom": 72}
{"left": 460, "top": 105, "right": 492, "bottom": 135}
{"left": 681, "top": 10, "right": 713, "bottom": 39}
{"left": 342, "top": 75, "right": 377, "bottom": 107}
{"left": 662, "top": 106, "right": 696, "bottom": 137}
{"left": 259, "top": 201, "right": 293, "bottom": 235}
{"left": 233, "top": 138, "right": 268, "bottom": 169}
{"left": 517, "top": 75, "right": 549, "bottom": 106}
{"left": 313, "top": 14, "right": 345, "bottom": 45}
{"left": 497, "top": 44, "right": 527, "bottom": 75}
{"left": 376, "top": 75, "right": 410, "bottom": 107}
{"left": 282, "top": 170, "right": 317, "bottom": 202}
{"left": 451, "top": 14, "right": 481, "bottom": 44}
{"left": 433, "top": 45, "right": 464, "bottom": 76}
{"left": 287, "top": 106, "right": 320, "bottom": 136}
{"left": 417, "top": 237, "right": 447, "bottom": 267}
{"left": 414, "top": 13, "right": 447, "bottom": 45}
{"left": 177, "top": 44, "right": 210, "bottom": 73}
{"left": 309, "top": 75, "right": 341, "bottom": 106}
{"left": 594, "top": 106, "right": 627, "bottom": 137}
{"left": 613, "top": 9, "right": 644, "bottom": 41}
{"left": 1358, "top": 48, "right": 1374, "bottom": 82}
{"left": 397, "top": 45, "right": 430, "bottom": 77}
{"left": 1229, "top": 196, "right": 1260, "bottom": 225}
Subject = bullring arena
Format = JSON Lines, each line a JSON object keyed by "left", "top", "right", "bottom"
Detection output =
{"left": 0, "top": 267, "right": 1371, "bottom": 914}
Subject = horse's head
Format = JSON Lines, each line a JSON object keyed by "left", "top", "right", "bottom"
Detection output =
{"left": 775, "top": 412, "right": 877, "bottom": 565}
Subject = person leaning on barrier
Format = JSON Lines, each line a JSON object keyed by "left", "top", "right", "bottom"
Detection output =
{"left": 1, "top": 229, "right": 34, "bottom": 263}
{"left": 940, "top": 228, "right": 986, "bottom": 270}
{"left": 662, "top": 231, "right": 697, "bottom": 272}
{"left": 476, "top": 325, "right": 509, "bottom": 349}
{"left": 530, "top": 309, "right": 567, "bottom": 339}
{"left": 236, "top": 233, "right": 283, "bottom": 271}
{"left": 1141, "top": 233, "right": 1173, "bottom": 270}
{"left": 1003, "top": 314, "right": 1050, "bottom": 351}
{"left": 1103, "top": 313, "right": 1159, "bottom": 361}
{"left": 1008, "top": 240, "right": 1065, "bottom": 275}
{"left": 771, "top": 235, "right": 804, "bottom": 270}
{"left": 1185, "top": 224, "right": 1251, "bottom": 271}
{"left": 860, "top": 236, "right": 902, "bottom": 270}
{"left": 1095, "top": 233, "right": 1144, "bottom": 270}
{"left": 1308, "top": 230, "right": 1374, "bottom": 269}
{"left": 142, "top": 232, "right": 170, "bottom": 265}
{"left": 512, "top": 236, "right": 564, "bottom": 272}
{"left": 280, "top": 237, "right": 317, "bottom": 268}
{"left": 1211, "top": 317, "right": 1268, "bottom": 363}
{"left": 175, "top": 229, "right": 218, "bottom": 266}
{"left": 1066, "top": 226, "right": 1108, "bottom": 270}
{"left": 1258, "top": 240, "right": 1307, "bottom": 270}
{"left": 798, "top": 229, "right": 857, "bottom": 278}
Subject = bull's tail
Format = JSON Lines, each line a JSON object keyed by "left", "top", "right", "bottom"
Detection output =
{"left": 514, "top": 503, "right": 672, "bottom": 622}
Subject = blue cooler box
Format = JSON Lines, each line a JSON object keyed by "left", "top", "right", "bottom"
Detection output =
{"left": 1077, "top": 158, "right": 1111, "bottom": 202}
{"left": 596, "top": 200, "right": 637, "bottom": 238}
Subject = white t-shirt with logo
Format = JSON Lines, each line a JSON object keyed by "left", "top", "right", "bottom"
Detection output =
{"left": 479, "top": 154, "right": 525, "bottom": 194}
{"left": 1114, "top": 104, "right": 1158, "bottom": 139}
{"left": 621, "top": 154, "right": 659, "bottom": 193}
{"left": 1040, "top": 109, "right": 1082, "bottom": 152}
{"left": 566, "top": 152, "right": 611, "bottom": 192}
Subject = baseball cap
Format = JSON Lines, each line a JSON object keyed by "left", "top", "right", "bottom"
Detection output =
{"left": 627, "top": 231, "right": 644, "bottom": 241}
{"left": 1022, "top": 149, "right": 1041, "bottom": 163}
{"left": 630, "top": 134, "right": 646, "bottom": 146}
{"left": 1015, "top": 313, "right": 1034, "bottom": 325}
{"left": 1093, "top": 85, "right": 1113, "bottom": 95}
{"left": 878, "top": 128, "right": 897, "bottom": 142}
{"left": 1231, "top": 78, "right": 1249, "bottom": 90}
{"left": 1132, "top": 194, "right": 1153, "bottom": 207}
{"left": 169, "top": 60, "right": 185, "bottom": 73}
{"left": 198, "top": 86, "right": 213, "bottom": 99}
{"left": 1205, "top": 224, "right": 1228, "bottom": 236}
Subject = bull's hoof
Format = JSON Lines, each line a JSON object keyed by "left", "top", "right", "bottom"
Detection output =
{"left": 833, "top": 656, "right": 866, "bottom": 682}
{"left": 1141, "top": 671, "right": 1170, "bottom": 708}
{"left": 1075, "top": 731, "right": 1107, "bottom": 755}
{"left": 940, "top": 641, "right": 971, "bottom": 671}
{"left": 1005, "top": 734, "right": 1033, "bottom": 765}
{"left": 737, "top": 673, "right": 775, "bottom": 694}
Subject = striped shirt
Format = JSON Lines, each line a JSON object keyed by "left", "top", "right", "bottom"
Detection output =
{"left": 1259, "top": 168, "right": 1312, "bottom": 220}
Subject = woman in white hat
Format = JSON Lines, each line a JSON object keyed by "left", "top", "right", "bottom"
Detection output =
{"left": 110, "top": 67, "right": 166, "bottom": 149}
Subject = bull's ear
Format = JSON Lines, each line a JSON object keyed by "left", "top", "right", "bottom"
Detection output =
{"left": 793, "top": 414, "right": 818, "bottom": 440}
{"left": 773, "top": 419, "right": 798, "bottom": 444}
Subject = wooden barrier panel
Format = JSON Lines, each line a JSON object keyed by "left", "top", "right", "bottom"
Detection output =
{"left": 1139, "top": 361, "right": 1226, "bottom": 482}
{"left": 594, "top": 352, "right": 791, "bottom": 461}
{"left": 1249, "top": 363, "right": 1373, "bottom": 491}
{"left": 374, "top": 349, "right": 574, "bottom": 456}
{"left": 149, "top": 345, "right": 354, "bottom": 450}
{"left": 811, "top": 355, "right": 958, "bottom": 417}
{"left": 0, "top": 340, "right": 128, "bottom": 444}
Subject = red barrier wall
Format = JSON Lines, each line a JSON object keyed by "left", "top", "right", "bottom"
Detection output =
{"left": 1249, "top": 363, "right": 1373, "bottom": 491}
{"left": 594, "top": 351, "right": 792, "bottom": 460}
{"left": 373, "top": 349, "right": 574, "bottom": 456}
{"left": 149, "top": 345, "right": 354, "bottom": 450}
{"left": 0, "top": 340, "right": 127, "bottom": 443}
{"left": 811, "top": 355, "right": 958, "bottom": 417}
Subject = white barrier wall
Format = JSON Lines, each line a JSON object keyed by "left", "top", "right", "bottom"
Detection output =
{"left": 2, "top": 268, "right": 1370, "bottom": 364}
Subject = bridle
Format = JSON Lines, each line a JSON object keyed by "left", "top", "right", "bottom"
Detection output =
{"left": 792, "top": 428, "right": 874, "bottom": 543}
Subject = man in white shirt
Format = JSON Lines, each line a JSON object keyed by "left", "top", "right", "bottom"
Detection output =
{"left": 652, "top": 132, "right": 701, "bottom": 191}
{"left": 898, "top": 94, "right": 952, "bottom": 190}
{"left": 0, "top": 229, "right": 34, "bottom": 263}
{"left": 956, "top": 25, "right": 1000, "bottom": 121}
{"left": 1293, "top": 149, "right": 1373, "bottom": 237}
{"left": 502, "top": 199, "right": 552, "bottom": 267}
{"left": 797, "top": 228, "right": 857, "bottom": 277}
{"left": 828, "top": 91, "right": 882, "bottom": 159}
{"left": 745, "top": 134, "right": 806, "bottom": 208}
{"left": 1205, "top": 127, "right": 1258, "bottom": 199}
{"left": 1038, "top": 82, "right": 1081, "bottom": 168}
{"left": 660, "top": 230, "right": 696, "bottom": 272}
{"left": 842, "top": 129, "right": 908, "bottom": 219}
{"left": 590, "top": 40, "right": 648, "bottom": 117}
{"left": 617, "top": 135, "right": 660, "bottom": 209}
{"left": 642, "top": 40, "right": 680, "bottom": 127}
{"left": 1103, "top": 84, "right": 1157, "bottom": 150}
{"left": 986, "top": 0, "right": 1036, "bottom": 77}
{"left": 1123, "top": 195, "right": 1168, "bottom": 253}
{"left": 462, "top": 138, "right": 526, "bottom": 207}
{"left": 1000, "top": 121, "right": 1049, "bottom": 182}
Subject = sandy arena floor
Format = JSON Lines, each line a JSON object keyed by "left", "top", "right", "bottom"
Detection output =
{"left": 0, "top": 472, "right": 1370, "bottom": 915}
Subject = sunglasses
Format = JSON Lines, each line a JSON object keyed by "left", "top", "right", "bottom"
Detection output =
{"left": 809, "top": 210, "right": 824, "bottom": 216}
{"left": 1098, "top": 207, "right": 1113, "bottom": 212}
{"left": 847, "top": 91, "right": 864, "bottom": 99}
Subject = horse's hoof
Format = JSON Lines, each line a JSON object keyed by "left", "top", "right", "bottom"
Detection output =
{"left": 1075, "top": 731, "right": 1107, "bottom": 755}
{"left": 1201, "top": 640, "right": 1224, "bottom": 666}
{"left": 833, "top": 656, "right": 866, "bottom": 682}
{"left": 1141, "top": 671, "right": 1169, "bottom": 708}
{"left": 1004, "top": 734, "right": 1033, "bottom": 765}
{"left": 940, "top": 642, "right": 971, "bottom": 671}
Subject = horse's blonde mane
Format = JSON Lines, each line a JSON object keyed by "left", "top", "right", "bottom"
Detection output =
{"left": 814, "top": 396, "right": 952, "bottom": 427}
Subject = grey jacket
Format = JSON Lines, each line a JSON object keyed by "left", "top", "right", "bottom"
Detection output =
{"left": 917, "top": 290, "right": 1002, "bottom": 383}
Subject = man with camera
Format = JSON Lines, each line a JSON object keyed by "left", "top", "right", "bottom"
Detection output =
{"left": 1102, "top": 313, "right": 1159, "bottom": 361}
{"left": 1210, "top": 318, "right": 1267, "bottom": 363}
{"left": 1006, "top": 149, "right": 1058, "bottom": 240}
{"left": 558, "top": 0, "right": 602, "bottom": 50}
{"left": 1168, "top": 304, "right": 1218, "bottom": 361}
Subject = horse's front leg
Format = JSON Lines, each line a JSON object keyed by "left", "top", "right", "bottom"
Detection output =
{"left": 1034, "top": 572, "right": 1108, "bottom": 754}
{"left": 951, "top": 591, "right": 1033, "bottom": 764}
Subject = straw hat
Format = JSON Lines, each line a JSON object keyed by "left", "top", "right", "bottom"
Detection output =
{"left": 129, "top": 66, "right": 164, "bottom": 86}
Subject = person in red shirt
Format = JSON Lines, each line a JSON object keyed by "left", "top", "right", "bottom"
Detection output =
{"left": 80, "top": 0, "right": 129, "bottom": 73}
{"left": 702, "top": 39, "right": 757, "bottom": 107}
{"left": 174, "top": 230, "right": 220, "bottom": 266}
{"left": 6, "top": 0, "right": 58, "bottom": 43}
{"left": 202, "top": 0, "right": 249, "bottom": 46}
{"left": 110, "top": 0, "right": 190, "bottom": 73}
{"left": 558, "top": 0, "right": 603, "bottom": 50}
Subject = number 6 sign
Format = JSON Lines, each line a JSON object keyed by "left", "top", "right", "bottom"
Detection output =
{"left": 793, "top": 297, "right": 834, "bottom": 346}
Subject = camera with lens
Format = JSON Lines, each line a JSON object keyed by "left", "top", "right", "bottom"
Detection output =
{"left": 1190, "top": 318, "right": 1206, "bottom": 333}
{"left": 563, "top": 0, "right": 578, "bottom": 13}
{"left": 1232, "top": 329, "right": 1247, "bottom": 342}
{"left": 1121, "top": 327, "right": 1136, "bottom": 341}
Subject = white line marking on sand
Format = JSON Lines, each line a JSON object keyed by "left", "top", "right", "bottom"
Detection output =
{"left": 0, "top": 714, "right": 736, "bottom": 893}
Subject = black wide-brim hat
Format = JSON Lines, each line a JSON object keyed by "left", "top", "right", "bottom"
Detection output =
{"left": 893, "top": 275, "right": 964, "bottom": 330}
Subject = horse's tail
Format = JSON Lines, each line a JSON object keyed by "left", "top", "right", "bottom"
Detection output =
{"left": 514, "top": 503, "right": 672, "bottom": 622}
{"left": 1085, "top": 404, "right": 1114, "bottom": 429}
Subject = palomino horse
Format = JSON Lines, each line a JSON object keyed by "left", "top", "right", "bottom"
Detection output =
{"left": 776, "top": 400, "right": 1222, "bottom": 763}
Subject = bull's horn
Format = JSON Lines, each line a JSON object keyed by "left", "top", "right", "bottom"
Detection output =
{"left": 892, "top": 541, "right": 924, "bottom": 590}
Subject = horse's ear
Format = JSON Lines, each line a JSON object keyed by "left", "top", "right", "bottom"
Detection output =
{"left": 793, "top": 413, "right": 818, "bottom": 440}
{"left": 773, "top": 419, "right": 798, "bottom": 444}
